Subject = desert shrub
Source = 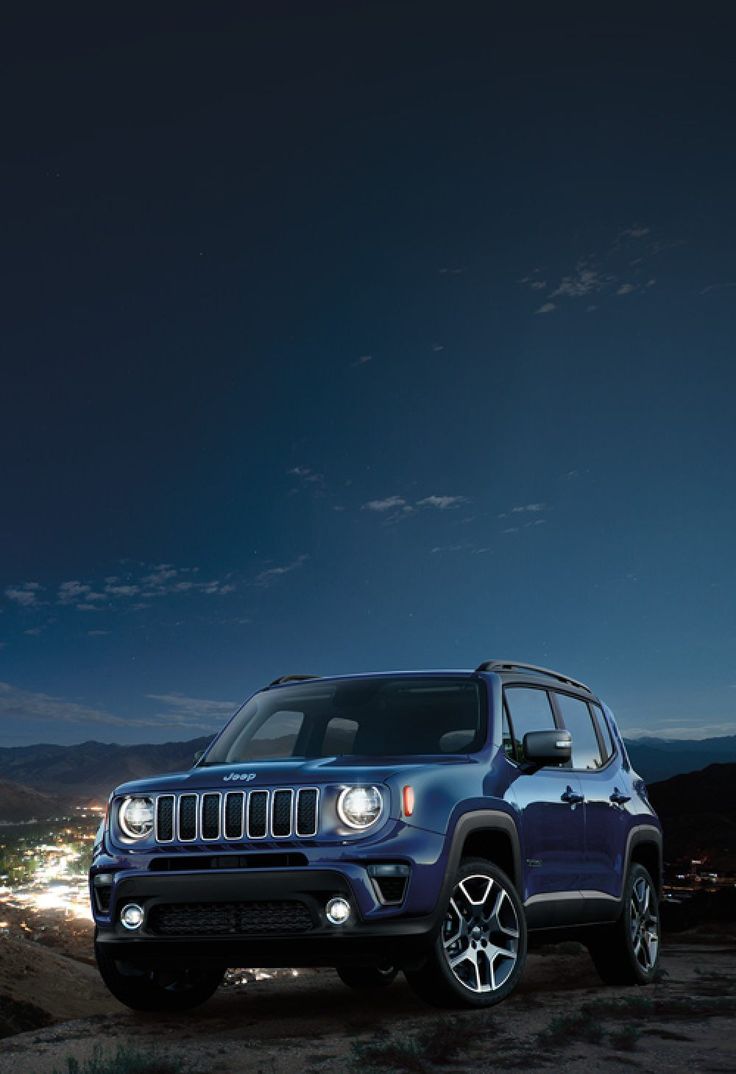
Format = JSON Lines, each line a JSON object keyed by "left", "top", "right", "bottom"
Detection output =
{"left": 350, "top": 1017, "right": 464, "bottom": 1072}
{"left": 538, "top": 1011, "right": 604, "bottom": 1047}
{"left": 52, "top": 1043, "right": 181, "bottom": 1074}
{"left": 608, "top": 1025, "right": 641, "bottom": 1052}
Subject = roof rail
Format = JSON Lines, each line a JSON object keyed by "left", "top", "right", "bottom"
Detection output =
{"left": 268, "top": 674, "right": 321, "bottom": 687}
{"left": 474, "top": 660, "right": 591, "bottom": 693}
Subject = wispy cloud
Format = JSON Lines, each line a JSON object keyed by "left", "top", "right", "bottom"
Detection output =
{"left": 522, "top": 224, "right": 663, "bottom": 315}
{"left": 287, "top": 465, "right": 325, "bottom": 491}
{"left": 550, "top": 266, "right": 608, "bottom": 299}
{"left": 147, "top": 692, "right": 239, "bottom": 729}
{"left": 499, "top": 503, "right": 548, "bottom": 533}
{"left": 105, "top": 584, "right": 139, "bottom": 597}
{"left": 0, "top": 681, "right": 157, "bottom": 729}
{"left": 254, "top": 554, "right": 309, "bottom": 588}
{"left": 431, "top": 543, "right": 492, "bottom": 555}
{"left": 363, "top": 494, "right": 467, "bottom": 515}
{"left": 362, "top": 496, "right": 409, "bottom": 513}
{"left": 699, "top": 281, "right": 736, "bottom": 296}
{"left": 352, "top": 354, "right": 373, "bottom": 367}
{"left": 5, "top": 583, "right": 42, "bottom": 607}
{"left": 58, "top": 580, "right": 105, "bottom": 605}
{"left": 5, "top": 564, "right": 236, "bottom": 617}
{"left": 416, "top": 495, "right": 467, "bottom": 510}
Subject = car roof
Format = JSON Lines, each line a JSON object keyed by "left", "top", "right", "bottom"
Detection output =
{"left": 265, "top": 665, "right": 596, "bottom": 699}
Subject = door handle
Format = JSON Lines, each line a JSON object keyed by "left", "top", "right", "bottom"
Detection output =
{"left": 561, "top": 785, "right": 584, "bottom": 805}
{"left": 609, "top": 788, "right": 631, "bottom": 805}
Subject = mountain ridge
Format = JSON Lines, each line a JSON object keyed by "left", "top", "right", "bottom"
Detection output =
{"left": 0, "top": 732, "right": 733, "bottom": 817}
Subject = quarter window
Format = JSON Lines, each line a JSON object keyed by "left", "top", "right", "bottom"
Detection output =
{"left": 504, "top": 687, "right": 556, "bottom": 762}
{"left": 591, "top": 704, "right": 616, "bottom": 760}
{"left": 501, "top": 705, "right": 515, "bottom": 758}
{"left": 555, "top": 693, "right": 604, "bottom": 770}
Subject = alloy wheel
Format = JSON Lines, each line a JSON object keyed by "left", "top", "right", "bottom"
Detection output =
{"left": 630, "top": 874, "right": 659, "bottom": 971}
{"left": 441, "top": 873, "right": 520, "bottom": 993}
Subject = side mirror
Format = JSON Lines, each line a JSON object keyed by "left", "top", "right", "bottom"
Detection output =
{"left": 523, "top": 729, "right": 572, "bottom": 766}
{"left": 192, "top": 749, "right": 205, "bottom": 765}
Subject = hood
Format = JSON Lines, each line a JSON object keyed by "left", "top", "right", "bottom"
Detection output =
{"left": 111, "top": 754, "right": 471, "bottom": 797}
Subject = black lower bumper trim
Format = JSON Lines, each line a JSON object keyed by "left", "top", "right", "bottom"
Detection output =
{"left": 95, "top": 929, "right": 435, "bottom": 969}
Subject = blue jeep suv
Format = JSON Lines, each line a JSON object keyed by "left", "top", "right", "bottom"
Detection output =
{"left": 90, "top": 662, "right": 662, "bottom": 1010}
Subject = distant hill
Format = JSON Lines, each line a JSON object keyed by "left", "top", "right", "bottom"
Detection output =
{"left": 647, "top": 763, "right": 736, "bottom": 868}
{"left": 0, "top": 780, "right": 66, "bottom": 824}
{"left": 0, "top": 737, "right": 211, "bottom": 805}
{"left": 0, "top": 731, "right": 734, "bottom": 820}
{"left": 624, "top": 735, "right": 736, "bottom": 783}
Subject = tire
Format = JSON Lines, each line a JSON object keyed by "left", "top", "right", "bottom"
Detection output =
{"left": 336, "top": 963, "right": 398, "bottom": 990}
{"left": 587, "top": 863, "right": 661, "bottom": 985}
{"left": 95, "top": 941, "right": 224, "bottom": 1012}
{"left": 404, "top": 858, "right": 527, "bottom": 1009}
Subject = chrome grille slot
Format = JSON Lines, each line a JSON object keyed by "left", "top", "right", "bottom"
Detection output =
{"left": 224, "top": 791, "right": 245, "bottom": 839}
{"left": 247, "top": 790, "right": 269, "bottom": 839}
{"left": 178, "top": 794, "right": 198, "bottom": 841}
{"left": 201, "top": 793, "right": 221, "bottom": 840}
{"left": 156, "top": 795, "right": 175, "bottom": 842}
{"left": 295, "top": 787, "right": 319, "bottom": 837}
{"left": 271, "top": 789, "right": 293, "bottom": 837}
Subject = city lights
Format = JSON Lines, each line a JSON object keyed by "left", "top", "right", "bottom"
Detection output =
{"left": 0, "top": 805, "right": 105, "bottom": 926}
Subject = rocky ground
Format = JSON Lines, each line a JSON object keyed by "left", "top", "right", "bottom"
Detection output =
{"left": 0, "top": 918, "right": 734, "bottom": 1074}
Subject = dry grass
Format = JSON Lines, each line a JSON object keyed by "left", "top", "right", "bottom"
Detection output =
{"left": 350, "top": 1017, "right": 466, "bottom": 1072}
{"left": 51, "top": 1045, "right": 182, "bottom": 1074}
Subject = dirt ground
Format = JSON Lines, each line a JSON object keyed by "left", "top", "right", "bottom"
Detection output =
{"left": 0, "top": 930, "right": 734, "bottom": 1074}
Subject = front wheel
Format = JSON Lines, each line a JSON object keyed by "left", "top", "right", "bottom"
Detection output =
{"left": 95, "top": 941, "right": 224, "bottom": 1012}
{"left": 405, "top": 858, "right": 527, "bottom": 1009}
{"left": 587, "top": 863, "right": 661, "bottom": 985}
{"left": 336, "top": 963, "right": 398, "bottom": 990}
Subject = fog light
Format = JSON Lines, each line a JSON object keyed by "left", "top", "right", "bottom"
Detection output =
{"left": 120, "top": 903, "right": 144, "bottom": 930}
{"left": 325, "top": 896, "right": 351, "bottom": 925}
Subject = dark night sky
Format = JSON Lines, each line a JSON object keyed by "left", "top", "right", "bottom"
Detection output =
{"left": 2, "top": 4, "right": 735, "bottom": 744}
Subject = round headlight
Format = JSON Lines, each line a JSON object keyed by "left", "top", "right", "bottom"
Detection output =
{"left": 119, "top": 796, "right": 154, "bottom": 839}
{"left": 337, "top": 785, "right": 383, "bottom": 830}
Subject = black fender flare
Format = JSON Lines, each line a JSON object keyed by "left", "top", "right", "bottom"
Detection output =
{"left": 625, "top": 823, "right": 664, "bottom": 897}
{"left": 432, "top": 810, "right": 523, "bottom": 927}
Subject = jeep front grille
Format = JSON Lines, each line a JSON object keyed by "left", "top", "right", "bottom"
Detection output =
{"left": 153, "top": 788, "right": 320, "bottom": 844}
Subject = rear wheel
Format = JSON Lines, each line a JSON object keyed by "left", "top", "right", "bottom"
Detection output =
{"left": 588, "top": 863, "right": 660, "bottom": 985}
{"left": 405, "top": 858, "right": 526, "bottom": 1009}
{"left": 95, "top": 941, "right": 224, "bottom": 1011}
{"left": 336, "top": 963, "right": 398, "bottom": 990}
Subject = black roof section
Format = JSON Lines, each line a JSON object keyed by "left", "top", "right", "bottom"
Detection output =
{"left": 267, "top": 674, "right": 321, "bottom": 687}
{"left": 475, "top": 660, "right": 591, "bottom": 693}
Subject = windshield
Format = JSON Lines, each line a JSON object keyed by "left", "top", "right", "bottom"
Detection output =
{"left": 202, "top": 676, "right": 485, "bottom": 763}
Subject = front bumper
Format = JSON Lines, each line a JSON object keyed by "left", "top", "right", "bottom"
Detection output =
{"left": 93, "top": 867, "right": 439, "bottom": 968}
{"left": 91, "top": 823, "right": 448, "bottom": 969}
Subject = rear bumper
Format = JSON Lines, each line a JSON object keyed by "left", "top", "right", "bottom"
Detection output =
{"left": 93, "top": 867, "right": 439, "bottom": 969}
